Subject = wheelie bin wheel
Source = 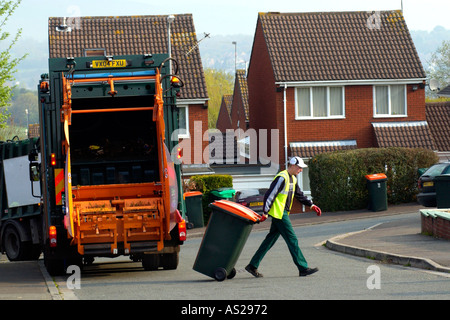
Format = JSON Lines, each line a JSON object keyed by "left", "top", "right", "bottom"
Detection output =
{"left": 227, "top": 268, "right": 236, "bottom": 280}
{"left": 214, "top": 267, "right": 227, "bottom": 281}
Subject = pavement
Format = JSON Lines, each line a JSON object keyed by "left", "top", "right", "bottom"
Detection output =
{"left": 0, "top": 202, "right": 449, "bottom": 300}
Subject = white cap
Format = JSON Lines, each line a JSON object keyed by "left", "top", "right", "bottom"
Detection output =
{"left": 289, "top": 156, "right": 307, "bottom": 168}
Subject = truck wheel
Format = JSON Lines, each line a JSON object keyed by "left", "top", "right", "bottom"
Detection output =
{"left": 44, "top": 256, "right": 66, "bottom": 276}
{"left": 3, "top": 226, "right": 25, "bottom": 261}
{"left": 161, "top": 252, "right": 179, "bottom": 270}
{"left": 44, "top": 255, "right": 82, "bottom": 276}
{"left": 25, "top": 244, "right": 42, "bottom": 261}
{"left": 142, "top": 254, "right": 159, "bottom": 271}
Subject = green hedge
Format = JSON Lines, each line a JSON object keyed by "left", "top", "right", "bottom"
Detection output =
{"left": 308, "top": 148, "right": 439, "bottom": 212}
{"left": 190, "top": 174, "right": 233, "bottom": 194}
{"left": 189, "top": 174, "right": 233, "bottom": 224}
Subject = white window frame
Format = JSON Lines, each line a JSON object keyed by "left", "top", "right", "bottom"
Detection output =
{"left": 295, "top": 86, "right": 346, "bottom": 120}
{"left": 297, "top": 159, "right": 311, "bottom": 194}
{"left": 177, "top": 105, "right": 190, "bottom": 139}
{"left": 373, "top": 84, "right": 408, "bottom": 118}
{"left": 296, "top": 158, "right": 312, "bottom": 212}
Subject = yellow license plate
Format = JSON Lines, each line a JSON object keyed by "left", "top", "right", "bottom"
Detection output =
{"left": 423, "top": 182, "right": 434, "bottom": 187}
{"left": 250, "top": 202, "right": 263, "bottom": 207}
{"left": 92, "top": 59, "right": 127, "bottom": 69}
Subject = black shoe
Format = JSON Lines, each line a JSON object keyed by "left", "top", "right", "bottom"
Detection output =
{"left": 299, "top": 267, "right": 318, "bottom": 277}
{"left": 245, "top": 264, "right": 263, "bottom": 278}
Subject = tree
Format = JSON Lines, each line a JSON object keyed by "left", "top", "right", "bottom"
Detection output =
{"left": 204, "top": 68, "right": 234, "bottom": 128}
{"left": 0, "top": 0, "right": 26, "bottom": 128}
{"left": 427, "top": 40, "right": 450, "bottom": 96}
{"left": 8, "top": 87, "right": 38, "bottom": 126}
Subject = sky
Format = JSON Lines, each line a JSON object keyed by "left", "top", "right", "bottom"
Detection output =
{"left": 3, "top": 0, "right": 450, "bottom": 43}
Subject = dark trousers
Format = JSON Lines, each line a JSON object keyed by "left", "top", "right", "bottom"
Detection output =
{"left": 249, "top": 211, "right": 308, "bottom": 271}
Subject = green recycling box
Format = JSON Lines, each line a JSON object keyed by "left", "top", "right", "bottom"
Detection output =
{"left": 365, "top": 173, "right": 388, "bottom": 212}
{"left": 193, "top": 200, "right": 261, "bottom": 281}
{"left": 210, "top": 187, "right": 236, "bottom": 201}
{"left": 435, "top": 174, "right": 450, "bottom": 209}
{"left": 184, "top": 191, "right": 204, "bottom": 228}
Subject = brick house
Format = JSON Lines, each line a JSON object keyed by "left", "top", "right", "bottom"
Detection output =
{"left": 247, "top": 11, "right": 429, "bottom": 193}
{"left": 48, "top": 14, "right": 209, "bottom": 165}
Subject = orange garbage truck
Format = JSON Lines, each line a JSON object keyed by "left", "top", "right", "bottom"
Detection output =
{"left": 0, "top": 54, "right": 187, "bottom": 275}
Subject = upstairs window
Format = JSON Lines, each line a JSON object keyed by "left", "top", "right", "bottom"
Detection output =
{"left": 374, "top": 85, "right": 407, "bottom": 117}
{"left": 296, "top": 87, "right": 345, "bottom": 119}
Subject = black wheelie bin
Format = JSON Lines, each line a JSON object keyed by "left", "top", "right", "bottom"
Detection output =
{"left": 193, "top": 200, "right": 261, "bottom": 281}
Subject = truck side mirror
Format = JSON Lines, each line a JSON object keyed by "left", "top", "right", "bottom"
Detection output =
{"left": 29, "top": 162, "right": 40, "bottom": 182}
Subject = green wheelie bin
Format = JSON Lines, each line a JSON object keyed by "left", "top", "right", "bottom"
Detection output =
{"left": 184, "top": 191, "right": 204, "bottom": 228}
{"left": 193, "top": 200, "right": 261, "bottom": 281}
{"left": 365, "top": 173, "right": 388, "bottom": 212}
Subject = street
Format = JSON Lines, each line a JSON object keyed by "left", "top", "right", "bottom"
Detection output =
{"left": 50, "top": 213, "right": 450, "bottom": 300}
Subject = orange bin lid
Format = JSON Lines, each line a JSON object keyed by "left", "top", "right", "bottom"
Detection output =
{"left": 365, "top": 173, "right": 387, "bottom": 181}
{"left": 184, "top": 191, "right": 203, "bottom": 199}
{"left": 212, "top": 200, "right": 261, "bottom": 223}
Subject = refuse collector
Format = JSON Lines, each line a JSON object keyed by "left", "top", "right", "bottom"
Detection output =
{"left": 246, "top": 156, "right": 322, "bottom": 277}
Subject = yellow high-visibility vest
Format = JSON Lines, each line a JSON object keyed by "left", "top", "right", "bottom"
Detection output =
{"left": 268, "top": 170, "right": 296, "bottom": 219}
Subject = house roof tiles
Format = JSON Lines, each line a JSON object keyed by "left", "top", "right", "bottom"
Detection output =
{"left": 372, "top": 121, "right": 436, "bottom": 150}
{"left": 48, "top": 15, "right": 208, "bottom": 100}
{"left": 258, "top": 11, "right": 426, "bottom": 83}
{"left": 235, "top": 70, "right": 249, "bottom": 121}
{"left": 222, "top": 94, "right": 233, "bottom": 116}
{"left": 426, "top": 102, "right": 450, "bottom": 152}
